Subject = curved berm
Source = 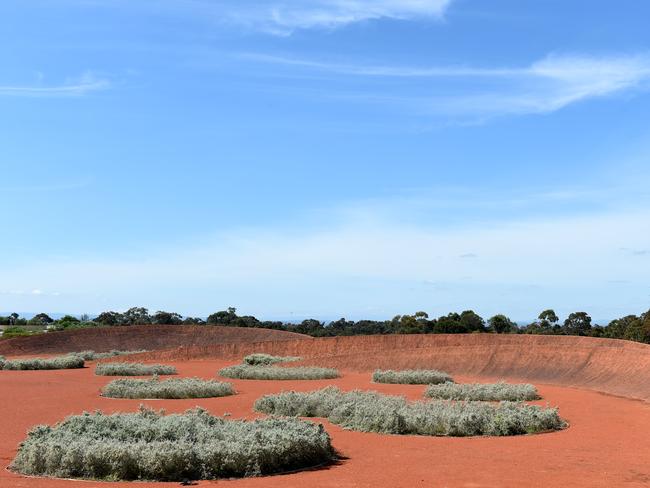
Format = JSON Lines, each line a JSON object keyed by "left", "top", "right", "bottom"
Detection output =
{"left": 0, "top": 325, "right": 309, "bottom": 356}
{"left": 134, "top": 334, "right": 650, "bottom": 401}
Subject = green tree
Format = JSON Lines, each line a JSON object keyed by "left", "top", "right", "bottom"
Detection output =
{"left": 28, "top": 313, "right": 54, "bottom": 326}
{"left": 94, "top": 311, "right": 125, "bottom": 326}
{"left": 563, "top": 312, "right": 592, "bottom": 336}
{"left": 623, "top": 310, "right": 650, "bottom": 343}
{"left": 152, "top": 311, "right": 183, "bottom": 325}
{"left": 538, "top": 309, "right": 559, "bottom": 329}
{"left": 459, "top": 310, "right": 486, "bottom": 332}
{"left": 123, "top": 307, "right": 151, "bottom": 325}
{"left": 488, "top": 314, "right": 517, "bottom": 334}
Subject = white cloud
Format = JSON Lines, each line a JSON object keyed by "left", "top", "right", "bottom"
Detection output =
{"left": 242, "top": 52, "right": 650, "bottom": 115}
{"left": 252, "top": 0, "right": 453, "bottom": 34}
{"left": 2, "top": 195, "right": 649, "bottom": 318}
{"left": 58, "top": 0, "right": 452, "bottom": 35}
{"left": 0, "top": 72, "right": 110, "bottom": 97}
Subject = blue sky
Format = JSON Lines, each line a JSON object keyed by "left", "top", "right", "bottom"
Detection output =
{"left": 1, "top": 0, "right": 649, "bottom": 321}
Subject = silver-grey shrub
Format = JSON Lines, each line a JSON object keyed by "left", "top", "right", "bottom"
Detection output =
{"left": 425, "top": 381, "right": 540, "bottom": 401}
{"left": 10, "top": 406, "right": 335, "bottom": 481}
{"left": 2, "top": 355, "right": 85, "bottom": 370}
{"left": 219, "top": 364, "right": 339, "bottom": 380}
{"left": 101, "top": 377, "right": 235, "bottom": 399}
{"left": 372, "top": 369, "right": 453, "bottom": 385}
{"left": 254, "top": 387, "right": 565, "bottom": 436}
{"left": 74, "top": 350, "right": 147, "bottom": 361}
{"left": 243, "top": 353, "right": 301, "bottom": 366}
{"left": 95, "top": 362, "right": 176, "bottom": 376}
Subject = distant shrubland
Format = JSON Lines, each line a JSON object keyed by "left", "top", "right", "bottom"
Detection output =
{"left": 3, "top": 306, "right": 649, "bottom": 345}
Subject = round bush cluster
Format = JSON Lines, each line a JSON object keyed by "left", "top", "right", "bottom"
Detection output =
{"left": 95, "top": 362, "right": 176, "bottom": 376}
{"left": 10, "top": 407, "right": 335, "bottom": 481}
{"left": 2, "top": 355, "right": 85, "bottom": 370}
{"left": 372, "top": 369, "right": 453, "bottom": 385}
{"left": 255, "top": 386, "right": 566, "bottom": 436}
{"left": 219, "top": 364, "right": 339, "bottom": 380}
{"left": 101, "top": 377, "right": 235, "bottom": 399}
{"left": 73, "top": 350, "right": 146, "bottom": 361}
{"left": 243, "top": 353, "right": 301, "bottom": 366}
{"left": 425, "top": 381, "right": 540, "bottom": 401}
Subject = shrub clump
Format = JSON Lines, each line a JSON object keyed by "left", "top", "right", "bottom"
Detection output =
{"left": 95, "top": 362, "right": 176, "bottom": 376}
{"left": 2, "top": 355, "right": 85, "bottom": 370}
{"left": 425, "top": 381, "right": 540, "bottom": 401}
{"left": 73, "top": 350, "right": 147, "bottom": 361}
{"left": 219, "top": 364, "right": 339, "bottom": 381}
{"left": 243, "top": 353, "right": 301, "bottom": 366}
{"left": 255, "top": 387, "right": 566, "bottom": 436}
{"left": 101, "top": 377, "right": 235, "bottom": 399}
{"left": 10, "top": 406, "right": 335, "bottom": 481}
{"left": 372, "top": 369, "right": 453, "bottom": 385}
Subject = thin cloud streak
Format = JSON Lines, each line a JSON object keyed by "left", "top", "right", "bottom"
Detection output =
{"left": 0, "top": 73, "right": 110, "bottom": 97}
{"left": 224, "top": 0, "right": 453, "bottom": 34}
{"left": 240, "top": 52, "right": 650, "bottom": 116}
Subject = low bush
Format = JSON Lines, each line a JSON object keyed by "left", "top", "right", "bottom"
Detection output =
{"left": 101, "top": 377, "right": 235, "bottom": 399}
{"left": 0, "top": 355, "right": 5, "bottom": 367}
{"left": 10, "top": 406, "right": 335, "bottom": 481}
{"left": 219, "top": 364, "right": 339, "bottom": 380}
{"left": 255, "top": 387, "right": 566, "bottom": 436}
{"left": 372, "top": 369, "right": 453, "bottom": 385}
{"left": 425, "top": 381, "right": 540, "bottom": 401}
{"left": 2, "top": 355, "right": 85, "bottom": 370}
{"left": 243, "top": 353, "right": 301, "bottom": 366}
{"left": 74, "top": 350, "right": 147, "bottom": 361}
{"left": 95, "top": 362, "right": 176, "bottom": 376}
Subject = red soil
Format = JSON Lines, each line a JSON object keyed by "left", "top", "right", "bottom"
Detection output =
{"left": 2, "top": 332, "right": 650, "bottom": 487}
{"left": 1, "top": 359, "right": 650, "bottom": 488}
{"left": 0, "top": 325, "right": 309, "bottom": 356}
{"left": 131, "top": 334, "right": 650, "bottom": 401}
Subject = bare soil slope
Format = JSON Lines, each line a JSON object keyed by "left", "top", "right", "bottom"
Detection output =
{"left": 0, "top": 325, "right": 309, "bottom": 356}
{"left": 134, "top": 334, "right": 650, "bottom": 401}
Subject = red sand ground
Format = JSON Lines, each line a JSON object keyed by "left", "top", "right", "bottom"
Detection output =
{"left": 2, "top": 331, "right": 650, "bottom": 487}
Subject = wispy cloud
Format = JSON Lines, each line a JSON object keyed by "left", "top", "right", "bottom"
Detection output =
{"left": 240, "top": 52, "right": 650, "bottom": 116}
{"left": 58, "top": 0, "right": 453, "bottom": 35}
{"left": 0, "top": 72, "right": 110, "bottom": 97}
{"left": 247, "top": 0, "right": 453, "bottom": 34}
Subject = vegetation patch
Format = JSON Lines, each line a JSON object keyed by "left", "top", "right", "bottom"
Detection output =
{"left": 10, "top": 406, "right": 335, "bottom": 481}
{"left": 219, "top": 364, "right": 339, "bottom": 380}
{"left": 95, "top": 362, "right": 176, "bottom": 376}
{"left": 2, "top": 355, "right": 85, "bottom": 370}
{"left": 101, "top": 377, "right": 235, "bottom": 399}
{"left": 372, "top": 369, "right": 453, "bottom": 385}
{"left": 243, "top": 353, "right": 301, "bottom": 366}
{"left": 73, "top": 350, "right": 147, "bottom": 361}
{"left": 255, "top": 387, "right": 566, "bottom": 436}
{"left": 425, "top": 381, "right": 540, "bottom": 401}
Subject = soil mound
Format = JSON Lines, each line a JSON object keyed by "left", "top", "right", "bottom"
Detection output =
{"left": 134, "top": 334, "right": 650, "bottom": 401}
{"left": 0, "top": 325, "right": 309, "bottom": 356}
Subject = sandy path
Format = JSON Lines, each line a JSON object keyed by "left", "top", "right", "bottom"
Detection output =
{"left": 1, "top": 359, "right": 649, "bottom": 487}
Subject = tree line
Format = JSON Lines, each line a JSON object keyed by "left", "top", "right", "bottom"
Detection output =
{"left": 1, "top": 306, "right": 649, "bottom": 345}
